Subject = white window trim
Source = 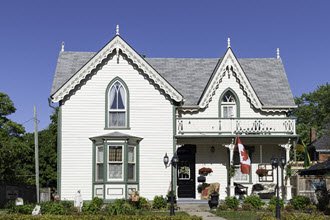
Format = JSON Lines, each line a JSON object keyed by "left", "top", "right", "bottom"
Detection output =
{"left": 108, "top": 81, "right": 127, "bottom": 128}
{"left": 107, "top": 145, "right": 124, "bottom": 181}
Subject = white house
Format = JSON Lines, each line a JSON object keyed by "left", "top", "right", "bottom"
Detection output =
{"left": 50, "top": 27, "right": 297, "bottom": 202}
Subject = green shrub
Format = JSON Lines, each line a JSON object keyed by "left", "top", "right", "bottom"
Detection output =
{"left": 152, "top": 195, "right": 167, "bottom": 210}
{"left": 82, "top": 197, "right": 103, "bottom": 214}
{"left": 268, "top": 196, "right": 284, "bottom": 208}
{"left": 224, "top": 196, "right": 239, "bottom": 210}
{"left": 130, "top": 196, "right": 151, "bottom": 210}
{"left": 41, "top": 201, "right": 66, "bottom": 215}
{"left": 258, "top": 212, "right": 277, "bottom": 220}
{"left": 304, "top": 204, "right": 317, "bottom": 214}
{"left": 106, "top": 199, "right": 136, "bottom": 215}
{"left": 8, "top": 204, "right": 35, "bottom": 214}
{"left": 290, "top": 195, "right": 310, "bottom": 210}
{"left": 241, "top": 203, "right": 253, "bottom": 211}
{"left": 217, "top": 203, "right": 228, "bottom": 211}
{"left": 243, "top": 195, "right": 264, "bottom": 210}
{"left": 284, "top": 204, "right": 294, "bottom": 212}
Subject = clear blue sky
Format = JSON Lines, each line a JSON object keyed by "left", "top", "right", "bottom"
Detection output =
{"left": 0, "top": 1, "right": 329, "bottom": 132}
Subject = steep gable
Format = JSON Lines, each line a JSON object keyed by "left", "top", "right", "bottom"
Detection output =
{"left": 50, "top": 43, "right": 296, "bottom": 110}
{"left": 50, "top": 36, "right": 183, "bottom": 103}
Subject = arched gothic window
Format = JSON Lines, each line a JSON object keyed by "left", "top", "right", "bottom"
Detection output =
{"left": 108, "top": 81, "right": 127, "bottom": 127}
{"left": 221, "top": 90, "right": 237, "bottom": 118}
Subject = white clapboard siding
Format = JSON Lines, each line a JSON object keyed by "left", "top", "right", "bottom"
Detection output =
{"left": 195, "top": 145, "right": 228, "bottom": 200}
{"left": 61, "top": 55, "right": 173, "bottom": 200}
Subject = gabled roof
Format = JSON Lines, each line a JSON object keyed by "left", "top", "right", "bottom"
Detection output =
{"left": 51, "top": 52, "right": 296, "bottom": 107}
{"left": 299, "top": 159, "right": 330, "bottom": 175}
{"left": 50, "top": 36, "right": 183, "bottom": 103}
{"left": 310, "top": 124, "right": 330, "bottom": 152}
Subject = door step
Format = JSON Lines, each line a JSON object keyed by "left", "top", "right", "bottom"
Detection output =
{"left": 178, "top": 199, "right": 210, "bottom": 212}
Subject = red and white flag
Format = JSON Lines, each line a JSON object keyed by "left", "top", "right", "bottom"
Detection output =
{"left": 237, "top": 137, "right": 251, "bottom": 174}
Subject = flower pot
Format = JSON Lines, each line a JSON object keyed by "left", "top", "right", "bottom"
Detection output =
{"left": 198, "top": 175, "right": 206, "bottom": 183}
{"left": 208, "top": 193, "right": 219, "bottom": 209}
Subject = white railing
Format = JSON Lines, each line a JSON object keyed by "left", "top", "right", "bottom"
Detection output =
{"left": 176, "top": 117, "right": 296, "bottom": 136}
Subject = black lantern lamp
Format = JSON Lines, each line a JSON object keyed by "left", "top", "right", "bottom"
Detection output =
{"left": 163, "top": 152, "right": 178, "bottom": 216}
{"left": 271, "top": 157, "right": 286, "bottom": 220}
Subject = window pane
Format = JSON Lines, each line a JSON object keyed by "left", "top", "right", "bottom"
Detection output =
{"left": 128, "top": 164, "right": 135, "bottom": 180}
{"left": 128, "top": 147, "right": 135, "bottom": 163}
{"left": 223, "top": 107, "right": 228, "bottom": 118}
{"left": 117, "top": 87, "right": 125, "bottom": 109}
{"left": 97, "top": 147, "right": 104, "bottom": 163}
{"left": 109, "top": 164, "right": 122, "bottom": 179}
{"left": 110, "top": 87, "right": 117, "bottom": 109}
{"left": 109, "top": 112, "right": 126, "bottom": 127}
{"left": 109, "top": 146, "right": 122, "bottom": 161}
{"left": 97, "top": 164, "right": 103, "bottom": 181}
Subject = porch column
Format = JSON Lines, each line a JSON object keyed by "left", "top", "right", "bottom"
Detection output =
{"left": 280, "top": 142, "right": 292, "bottom": 200}
{"left": 225, "top": 142, "right": 235, "bottom": 197}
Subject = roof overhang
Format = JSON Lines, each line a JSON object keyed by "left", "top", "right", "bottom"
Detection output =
{"left": 50, "top": 35, "right": 183, "bottom": 104}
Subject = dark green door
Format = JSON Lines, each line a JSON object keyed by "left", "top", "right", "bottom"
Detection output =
{"left": 177, "top": 145, "right": 196, "bottom": 198}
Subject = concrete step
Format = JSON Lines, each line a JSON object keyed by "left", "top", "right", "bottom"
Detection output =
{"left": 178, "top": 201, "right": 210, "bottom": 212}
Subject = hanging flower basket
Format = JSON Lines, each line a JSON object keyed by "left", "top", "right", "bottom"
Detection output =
{"left": 256, "top": 168, "right": 268, "bottom": 177}
{"left": 198, "top": 175, "right": 206, "bottom": 183}
{"left": 199, "top": 167, "right": 213, "bottom": 176}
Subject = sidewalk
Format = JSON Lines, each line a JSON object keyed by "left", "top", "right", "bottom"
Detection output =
{"left": 187, "top": 211, "right": 227, "bottom": 220}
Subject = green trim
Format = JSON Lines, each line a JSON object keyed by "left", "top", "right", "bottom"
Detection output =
{"left": 57, "top": 106, "right": 62, "bottom": 199}
{"left": 92, "top": 142, "right": 96, "bottom": 198}
{"left": 219, "top": 88, "right": 240, "bottom": 118}
{"left": 172, "top": 106, "right": 177, "bottom": 196}
{"left": 105, "top": 77, "right": 130, "bottom": 129}
{"left": 124, "top": 141, "right": 128, "bottom": 199}
{"left": 92, "top": 139, "right": 140, "bottom": 201}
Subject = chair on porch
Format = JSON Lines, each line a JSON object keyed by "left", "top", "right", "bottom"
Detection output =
{"left": 234, "top": 182, "right": 248, "bottom": 198}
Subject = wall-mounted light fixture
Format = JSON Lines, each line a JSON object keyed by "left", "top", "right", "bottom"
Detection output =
{"left": 210, "top": 146, "right": 215, "bottom": 153}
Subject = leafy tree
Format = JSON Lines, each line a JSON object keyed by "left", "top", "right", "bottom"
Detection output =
{"left": 293, "top": 83, "right": 330, "bottom": 143}
{"left": 0, "top": 92, "right": 34, "bottom": 184}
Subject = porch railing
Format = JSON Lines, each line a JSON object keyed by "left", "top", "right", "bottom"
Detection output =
{"left": 176, "top": 117, "right": 296, "bottom": 136}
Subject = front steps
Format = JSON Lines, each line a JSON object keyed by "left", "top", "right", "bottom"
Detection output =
{"left": 178, "top": 199, "right": 210, "bottom": 212}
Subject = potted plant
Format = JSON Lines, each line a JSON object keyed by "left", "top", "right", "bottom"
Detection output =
{"left": 197, "top": 183, "right": 210, "bottom": 193}
{"left": 199, "top": 167, "right": 213, "bottom": 176}
{"left": 256, "top": 168, "right": 268, "bottom": 177}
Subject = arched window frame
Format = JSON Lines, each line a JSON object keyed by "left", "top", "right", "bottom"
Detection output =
{"left": 105, "top": 77, "right": 130, "bottom": 129}
{"left": 219, "top": 88, "right": 240, "bottom": 118}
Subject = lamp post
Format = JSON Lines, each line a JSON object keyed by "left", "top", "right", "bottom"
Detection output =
{"left": 271, "top": 157, "right": 286, "bottom": 220}
{"left": 163, "top": 152, "right": 179, "bottom": 216}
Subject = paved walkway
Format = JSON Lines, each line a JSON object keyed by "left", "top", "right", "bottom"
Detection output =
{"left": 187, "top": 211, "right": 227, "bottom": 220}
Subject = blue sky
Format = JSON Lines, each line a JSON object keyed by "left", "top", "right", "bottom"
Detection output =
{"left": 0, "top": 1, "right": 329, "bottom": 132}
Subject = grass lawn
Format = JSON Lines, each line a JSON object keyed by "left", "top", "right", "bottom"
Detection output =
{"left": 214, "top": 210, "right": 330, "bottom": 220}
{"left": 214, "top": 210, "right": 261, "bottom": 220}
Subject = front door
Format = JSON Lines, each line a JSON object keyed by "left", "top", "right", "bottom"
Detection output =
{"left": 177, "top": 145, "right": 196, "bottom": 198}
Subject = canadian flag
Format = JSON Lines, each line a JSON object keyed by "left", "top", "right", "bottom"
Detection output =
{"left": 237, "top": 137, "right": 251, "bottom": 174}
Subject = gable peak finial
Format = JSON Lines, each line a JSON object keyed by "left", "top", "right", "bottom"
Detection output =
{"left": 61, "top": 41, "right": 65, "bottom": 52}
{"left": 227, "top": 37, "right": 231, "bottom": 48}
{"left": 116, "top": 24, "right": 120, "bottom": 35}
{"left": 277, "top": 48, "right": 280, "bottom": 59}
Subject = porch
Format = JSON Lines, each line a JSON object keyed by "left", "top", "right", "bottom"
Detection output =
{"left": 175, "top": 136, "right": 296, "bottom": 201}
{"left": 176, "top": 117, "right": 296, "bottom": 136}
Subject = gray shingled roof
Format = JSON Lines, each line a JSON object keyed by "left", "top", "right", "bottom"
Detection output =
{"left": 311, "top": 124, "right": 330, "bottom": 152}
{"left": 51, "top": 51, "right": 296, "bottom": 107}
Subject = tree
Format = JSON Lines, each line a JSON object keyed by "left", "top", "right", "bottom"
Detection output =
{"left": 0, "top": 92, "right": 34, "bottom": 184}
{"left": 293, "top": 83, "right": 330, "bottom": 143}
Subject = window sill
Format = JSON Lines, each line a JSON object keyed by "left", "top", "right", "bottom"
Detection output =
{"left": 104, "top": 127, "right": 131, "bottom": 130}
